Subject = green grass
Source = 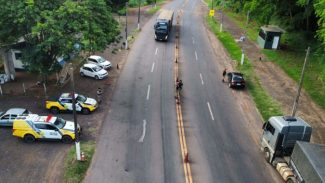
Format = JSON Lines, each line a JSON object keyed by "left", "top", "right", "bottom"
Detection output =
{"left": 147, "top": 5, "right": 160, "bottom": 15}
{"left": 64, "top": 141, "right": 96, "bottom": 183}
{"left": 217, "top": 8, "right": 325, "bottom": 110}
{"left": 263, "top": 49, "right": 325, "bottom": 109}
{"left": 206, "top": 16, "right": 282, "bottom": 121}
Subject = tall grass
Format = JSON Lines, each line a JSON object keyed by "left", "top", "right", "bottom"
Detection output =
{"left": 206, "top": 16, "right": 282, "bottom": 121}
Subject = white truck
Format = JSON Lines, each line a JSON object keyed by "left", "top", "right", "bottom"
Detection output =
{"left": 261, "top": 116, "right": 325, "bottom": 183}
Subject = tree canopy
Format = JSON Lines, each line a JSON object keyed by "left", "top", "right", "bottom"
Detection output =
{"left": 0, "top": 0, "right": 120, "bottom": 76}
{"left": 214, "top": 0, "right": 325, "bottom": 48}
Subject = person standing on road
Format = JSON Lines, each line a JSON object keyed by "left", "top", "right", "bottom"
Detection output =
{"left": 97, "top": 87, "right": 102, "bottom": 103}
{"left": 222, "top": 68, "right": 227, "bottom": 82}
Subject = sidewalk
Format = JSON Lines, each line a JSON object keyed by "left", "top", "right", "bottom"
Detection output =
{"left": 213, "top": 9, "right": 325, "bottom": 143}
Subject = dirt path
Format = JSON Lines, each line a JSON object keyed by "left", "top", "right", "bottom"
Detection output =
{"left": 214, "top": 10, "right": 325, "bottom": 143}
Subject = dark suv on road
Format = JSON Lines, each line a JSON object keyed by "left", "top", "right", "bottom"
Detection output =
{"left": 227, "top": 72, "right": 245, "bottom": 88}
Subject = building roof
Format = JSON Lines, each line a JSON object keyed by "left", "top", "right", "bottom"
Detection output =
{"left": 261, "top": 25, "right": 285, "bottom": 33}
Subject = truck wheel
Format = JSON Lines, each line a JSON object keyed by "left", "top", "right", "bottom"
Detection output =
{"left": 264, "top": 148, "right": 271, "bottom": 163}
{"left": 62, "top": 135, "right": 73, "bottom": 144}
{"left": 50, "top": 107, "right": 59, "bottom": 114}
{"left": 286, "top": 177, "right": 296, "bottom": 183}
{"left": 95, "top": 75, "right": 99, "bottom": 80}
{"left": 82, "top": 108, "right": 90, "bottom": 115}
{"left": 24, "top": 134, "right": 35, "bottom": 143}
{"left": 80, "top": 72, "right": 85, "bottom": 77}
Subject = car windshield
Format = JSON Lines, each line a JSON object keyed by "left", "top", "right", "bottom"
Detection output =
{"left": 233, "top": 75, "right": 244, "bottom": 82}
{"left": 97, "top": 57, "right": 106, "bottom": 63}
{"left": 53, "top": 117, "right": 66, "bottom": 129}
{"left": 76, "top": 95, "right": 87, "bottom": 103}
{"left": 157, "top": 25, "right": 168, "bottom": 30}
{"left": 93, "top": 66, "right": 102, "bottom": 72}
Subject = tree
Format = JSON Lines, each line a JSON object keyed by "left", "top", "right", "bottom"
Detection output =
{"left": 0, "top": 0, "right": 120, "bottom": 81}
{"left": 314, "top": 0, "right": 325, "bottom": 47}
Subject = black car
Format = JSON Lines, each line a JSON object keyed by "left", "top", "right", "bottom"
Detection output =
{"left": 227, "top": 72, "right": 245, "bottom": 88}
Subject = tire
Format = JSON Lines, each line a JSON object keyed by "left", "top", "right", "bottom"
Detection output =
{"left": 61, "top": 135, "right": 73, "bottom": 144}
{"left": 82, "top": 108, "right": 90, "bottom": 115}
{"left": 50, "top": 107, "right": 59, "bottom": 114}
{"left": 80, "top": 72, "right": 84, "bottom": 77}
{"left": 286, "top": 177, "right": 297, "bottom": 183}
{"left": 264, "top": 148, "right": 271, "bottom": 163}
{"left": 23, "top": 134, "right": 35, "bottom": 143}
{"left": 95, "top": 75, "right": 99, "bottom": 80}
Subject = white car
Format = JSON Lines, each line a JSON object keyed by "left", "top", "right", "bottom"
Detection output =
{"left": 80, "top": 63, "right": 108, "bottom": 80}
{"left": 87, "top": 55, "right": 112, "bottom": 69}
{"left": 0, "top": 108, "right": 31, "bottom": 126}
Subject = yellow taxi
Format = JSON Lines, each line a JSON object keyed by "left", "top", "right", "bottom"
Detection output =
{"left": 13, "top": 114, "right": 81, "bottom": 143}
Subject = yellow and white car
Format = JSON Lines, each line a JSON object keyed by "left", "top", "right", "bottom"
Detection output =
{"left": 12, "top": 114, "right": 81, "bottom": 143}
{"left": 45, "top": 93, "right": 98, "bottom": 114}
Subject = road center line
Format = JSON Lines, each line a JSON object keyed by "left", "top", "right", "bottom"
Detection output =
{"left": 207, "top": 102, "right": 215, "bottom": 121}
{"left": 151, "top": 62, "right": 155, "bottom": 72}
{"left": 146, "top": 85, "right": 151, "bottom": 100}
{"left": 200, "top": 73, "right": 204, "bottom": 85}
{"left": 195, "top": 51, "right": 198, "bottom": 61}
{"left": 155, "top": 48, "right": 158, "bottom": 55}
{"left": 138, "top": 119, "right": 147, "bottom": 142}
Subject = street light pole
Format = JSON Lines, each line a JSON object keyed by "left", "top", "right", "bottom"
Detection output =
{"left": 125, "top": 2, "right": 128, "bottom": 50}
{"left": 291, "top": 47, "right": 310, "bottom": 117}
{"left": 70, "top": 64, "right": 81, "bottom": 161}
{"left": 138, "top": 0, "right": 140, "bottom": 30}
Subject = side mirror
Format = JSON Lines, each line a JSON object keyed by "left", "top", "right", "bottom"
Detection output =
{"left": 262, "top": 122, "right": 267, "bottom": 129}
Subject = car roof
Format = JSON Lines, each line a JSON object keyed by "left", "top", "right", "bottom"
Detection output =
{"left": 83, "top": 63, "right": 99, "bottom": 68}
{"left": 17, "top": 114, "right": 58, "bottom": 124}
{"left": 60, "top": 93, "right": 79, "bottom": 99}
{"left": 230, "top": 72, "right": 243, "bottom": 76}
{"left": 5, "top": 108, "right": 29, "bottom": 115}
{"left": 88, "top": 55, "right": 102, "bottom": 60}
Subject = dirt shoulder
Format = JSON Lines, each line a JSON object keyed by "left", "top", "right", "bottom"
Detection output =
{"left": 214, "top": 9, "right": 325, "bottom": 143}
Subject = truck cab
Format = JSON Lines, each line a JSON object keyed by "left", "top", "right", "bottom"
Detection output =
{"left": 261, "top": 116, "right": 312, "bottom": 163}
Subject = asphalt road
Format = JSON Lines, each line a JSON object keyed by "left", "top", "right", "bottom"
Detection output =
{"left": 178, "top": 0, "right": 281, "bottom": 182}
{"left": 84, "top": 2, "right": 183, "bottom": 182}
{"left": 85, "top": 0, "right": 282, "bottom": 183}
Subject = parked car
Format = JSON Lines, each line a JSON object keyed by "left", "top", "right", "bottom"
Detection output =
{"left": 0, "top": 108, "right": 31, "bottom": 126}
{"left": 45, "top": 92, "right": 98, "bottom": 114}
{"left": 80, "top": 63, "right": 108, "bottom": 80}
{"left": 227, "top": 72, "right": 245, "bottom": 88}
{"left": 87, "top": 55, "right": 112, "bottom": 69}
{"left": 12, "top": 114, "right": 81, "bottom": 143}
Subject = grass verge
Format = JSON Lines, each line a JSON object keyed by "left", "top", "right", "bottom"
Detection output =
{"left": 219, "top": 8, "right": 325, "bottom": 110}
{"left": 64, "top": 141, "right": 96, "bottom": 183}
{"left": 206, "top": 16, "right": 282, "bottom": 121}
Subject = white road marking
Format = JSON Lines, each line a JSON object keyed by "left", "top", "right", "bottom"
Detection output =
{"left": 207, "top": 102, "right": 215, "bottom": 121}
{"left": 138, "top": 119, "right": 147, "bottom": 142}
{"left": 155, "top": 48, "right": 158, "bottom": 55}
{"left": 195, "top": 51, "right": 198, "bottom": 61}
{"left": 151, "top": 62, "right": 155, "bottom": 72}
{"left": 146, "top": 85, "right": 151, "bottom": 100}
{"left": 200, "top": 73, "right": 204, "bottom": 85}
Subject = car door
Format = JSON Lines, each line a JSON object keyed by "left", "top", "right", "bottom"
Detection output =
{"left": 35, "top": 124, "right": 62, "bottom": 139}
{"left": 0, "top": 114, "right": 10, "bottom": 126}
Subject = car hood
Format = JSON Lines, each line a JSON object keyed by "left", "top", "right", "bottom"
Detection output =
{"left": 101, "top": 60, "right": 111, "bottom": 66}
{"left": 84, "top": 97, "right": 97, "bottom": 106}
{"left": 97, "top": 69, "right": 108, "bottom": 75}
{"left": 63, "top": 121, "right": 76, "bottom": 131}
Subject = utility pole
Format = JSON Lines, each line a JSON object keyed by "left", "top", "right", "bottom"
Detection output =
{"left": 291, "top": 47, "right": 310, "bottom": 117}
{"left": 138, "top": 0, "right": 141, "bottom": 30}
{"left": 70, "top": 64, "right": 81, "bottom": 160}
{"left": 125, "top": 2, "right": 128, "bottom": 50}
